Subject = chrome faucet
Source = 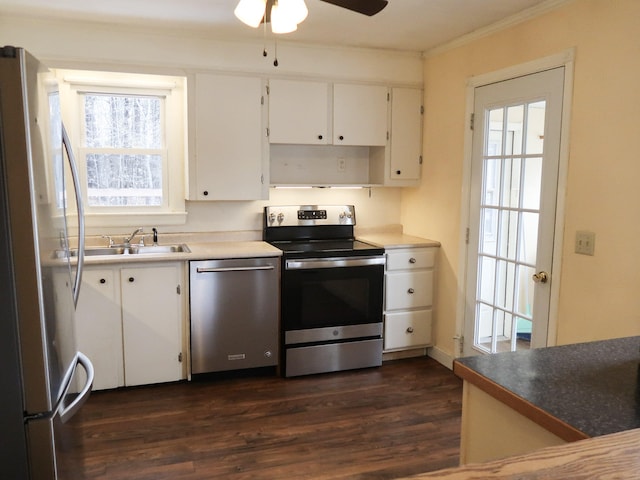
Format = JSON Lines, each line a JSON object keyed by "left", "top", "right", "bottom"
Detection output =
{"left": 152, "top": 227, "right": 159, "bottom": 246}
{"left": 124, "top": 227, "right": 144, "bottom": 246}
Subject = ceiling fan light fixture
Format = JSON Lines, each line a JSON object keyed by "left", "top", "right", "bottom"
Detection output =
{"left": 270, "top": 2, "right": 299, "bottom": 34}
{"left": 234, "top": 0, "right": 267, "bottom": 28}
{"left": 278, "top": 0, "right": 308, "bottom": 25}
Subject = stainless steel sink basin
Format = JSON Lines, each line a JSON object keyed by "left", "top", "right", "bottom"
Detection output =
{"left": 53, "top": 244, "right": 190, "bottom": 258}
{"left": 77, "top": 247, "right": 127, "bottom": 256}
{"left": 129, "top": 244, "right": 191, "bottom": 255}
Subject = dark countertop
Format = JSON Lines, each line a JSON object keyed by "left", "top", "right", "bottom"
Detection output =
{"left": 453, "top": 336, "right": 640, "bottom": 439}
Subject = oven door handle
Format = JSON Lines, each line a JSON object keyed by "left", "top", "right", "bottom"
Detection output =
{"left": 286, "top": 256, "right": 385, "bottom": 270}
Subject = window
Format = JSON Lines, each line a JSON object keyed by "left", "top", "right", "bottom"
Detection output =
{"left": 56, "top": 70, "right": 187, "bottom": 227}
{"left": 83, "top": 93, "right": 164, "bottom": 207}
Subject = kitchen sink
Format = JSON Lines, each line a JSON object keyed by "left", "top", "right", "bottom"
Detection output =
{"left": 53, "top": 244, "right": 190, "bottom": 258}
{"left": 129, "top": 244, "right": 191, "bottom": 255}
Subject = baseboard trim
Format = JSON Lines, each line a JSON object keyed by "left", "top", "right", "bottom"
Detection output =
{"left": 383, "top": 348, "right": 427, "bottom": 362}
{"left": 427, "top": 346, "right": 454, "bottom": 370}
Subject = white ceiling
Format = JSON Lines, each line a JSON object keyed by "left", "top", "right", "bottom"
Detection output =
{"left": 0, "top": 0, "right": 557, "bottom": 53}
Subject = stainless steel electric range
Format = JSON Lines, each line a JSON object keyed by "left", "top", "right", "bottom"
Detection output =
{"left": 263, "top": 205, "right": 385, "bottom": 377}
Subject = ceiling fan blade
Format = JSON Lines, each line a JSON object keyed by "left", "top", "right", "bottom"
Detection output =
{"left": 320, "top": 0, "right": 389, "bottom": 16}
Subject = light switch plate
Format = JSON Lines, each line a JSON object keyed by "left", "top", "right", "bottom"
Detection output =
{"left": 575, "top": 231, "right": 595, "bottom": 256}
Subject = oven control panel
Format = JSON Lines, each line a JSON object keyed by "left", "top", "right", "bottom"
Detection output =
{"left": 298, "top": 209, "right": 326, "bottom": 220}
{"left": 265, "top": 205, "right": 356, "bottom": 226}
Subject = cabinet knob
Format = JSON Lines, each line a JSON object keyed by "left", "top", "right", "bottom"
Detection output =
{"left": 318, "top": 134, "right": 323, "bottom": 140}
{"left": 99, "top": 278, "right": 106, "bottom": 284}
{"left": 203, "top": 190, "right": 209, "bottom": 196}
{"left": 407, "top": 288, "right": 415, "bottom": 294}
{"left": 396, "top": 170, "right": 402, "bottom": 175}
{"left": 338, "top": 135, "right": 344, "bottom": 141}
{"left": 128, "top": 277, "right": 135, "bottom": 283}
{"left": 406, "top": 327, "right": 414, "bottom": 334}
{"left": 409, "top": 257, "right": 417, "bottom": 264}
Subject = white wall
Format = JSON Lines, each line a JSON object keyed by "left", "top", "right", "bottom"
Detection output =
{"left": 0, "top": 14, "right": 421, "bottom": 236}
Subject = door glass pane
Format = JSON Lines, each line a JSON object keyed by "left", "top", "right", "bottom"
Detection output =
{"left": 506, "top": 105, "right": 524, "bottom": 155}
{"left": 483, "top": 158, "right": 500, "bottom": 206}
{"left": 522, "top": 157, "right": 543, "bottom": 210}
{"left": 525, "top": 101, "right": 546, "bottom": 154}
{"left": 474, "top": 99, "right": 547, "bottom": 353}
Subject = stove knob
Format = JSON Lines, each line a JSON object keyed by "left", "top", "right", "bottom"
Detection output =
{"left": 277, "top": 213, "right": 285, "bottom": 223}
{"left": 339, "top": 212, "right": 345, "bottom": 219}
{"left": 268, "top": 213, "right": 276, "bottom": 223}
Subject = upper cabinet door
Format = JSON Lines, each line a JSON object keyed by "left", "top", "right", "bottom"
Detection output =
{"left": 268, "top": 79, "right": 330, "bottom": 145}
{"left": 389, "top": 87, "right": 423, "bottom": 182}
{"left": 333, "top": 83, "right": 388, "bottom": 146}
{"left": 191, "top": 73, "right": 267, "bottom": 200}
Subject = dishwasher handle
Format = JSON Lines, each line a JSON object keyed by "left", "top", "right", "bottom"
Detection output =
{"left": 196, "top": 265, "right": 276, "bottom": 273}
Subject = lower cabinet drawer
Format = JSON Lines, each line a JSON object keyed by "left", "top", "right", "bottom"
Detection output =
{"left": 385, "top": 270, "right": 433, "bottom": 310}
{"left": 384, "top": 309, "right": 432, "bottom": 350}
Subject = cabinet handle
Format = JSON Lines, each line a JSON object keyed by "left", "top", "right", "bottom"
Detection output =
{"left": 203, "top": 190, "right": 209, "bottom": 196}
{"left": 409, "top": 257, "right": 417, "bottom": 264}
{"left": 128, "top": 277, "right": 135, "bottom": 283}
{"left": 318, "top": 134, "right": 323, "bottom": 140}
{"left": 396, "top": 170, "right": 402, "bottom": 175}
{"left": 338, "top": 135, "right": 344, "bottom": 141}
{"left": 406, "top": 327, "right": 414, "bottom": 334}
{"left": 99, "top": 278, "right": 106, "bottom": 284}
{"left": 407, "top": 288, "right": 415, "bottom": 294}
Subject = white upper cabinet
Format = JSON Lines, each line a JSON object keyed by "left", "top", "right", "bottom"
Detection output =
{"left": 189, "top": 73, "right": 268, "bottom": 200}
{"left": 268, "top": 79, "right": 330, "bottom": 145}
{"left": 333, "top": 83, "right": 388, "bottom": 146}
{"left": 268, "top": 79, "right": 388, "bottom": 147}
{"left": 388, "top": 87, "right": 423, "bottom": 182}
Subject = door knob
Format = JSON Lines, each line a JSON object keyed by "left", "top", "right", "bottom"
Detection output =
{"left": 532, "top": 271, "right": 549, "bottom": 284}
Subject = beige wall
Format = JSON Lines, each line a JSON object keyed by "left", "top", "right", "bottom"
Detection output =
{"left": 403, "top": 0, "right": 640, "bottom": 359}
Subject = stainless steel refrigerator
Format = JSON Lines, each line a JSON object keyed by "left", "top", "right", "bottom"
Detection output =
{"left": 0, "top": 46, "right": 93, "bottom": 479}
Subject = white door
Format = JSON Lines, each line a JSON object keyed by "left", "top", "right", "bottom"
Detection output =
{"left": 463, "top": 67, "right": 565, "bottom": 355}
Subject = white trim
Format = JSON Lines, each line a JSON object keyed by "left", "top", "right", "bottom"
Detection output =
{"left": 454, "top": 49, "right": 575, "bottom": 358}
{"left": 427, "top": 346, "right": 454, "bottom": 370}
{"left": 425, "top": 0, "right": 575, "bottom": 58}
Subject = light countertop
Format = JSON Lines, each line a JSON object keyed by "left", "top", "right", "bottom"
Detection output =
{"left": 357, "top": 232, "right": 440, "bottom": 249}
{"left": 399, "top": 427, "right": 640, "bottom": 479}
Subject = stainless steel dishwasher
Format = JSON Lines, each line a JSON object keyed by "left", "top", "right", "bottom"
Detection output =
{"left": 189, "top": 257, "right": 280, "bottom": 374}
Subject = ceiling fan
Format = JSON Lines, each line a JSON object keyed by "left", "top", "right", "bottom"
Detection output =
{"left": 234, "top": 0, "right": 388, "bottom": 66}
{"left": 235, "top": 0, "right": 389, "bottom": 34}
{"left": 318, "top": 0, "right": 389, "bottom": 17}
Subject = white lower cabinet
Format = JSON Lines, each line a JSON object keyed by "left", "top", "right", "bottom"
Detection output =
{"left": 75, "top": 263, "right": 184, "bottom": 390}
{"left": 383, "top": 247, "right": 436, "bottom": 352}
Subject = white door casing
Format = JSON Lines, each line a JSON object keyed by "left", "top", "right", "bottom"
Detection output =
{"left": 455, "top": 50, "right": 574, "bottom": 358}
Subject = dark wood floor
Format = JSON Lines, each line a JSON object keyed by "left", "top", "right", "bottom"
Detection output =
{"left": 59, "top": 357, "right": 463, "bottom": 480}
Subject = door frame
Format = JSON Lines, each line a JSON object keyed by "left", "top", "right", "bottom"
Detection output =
{"left": 454, "top": 49, "right": 575, "bottom": 358}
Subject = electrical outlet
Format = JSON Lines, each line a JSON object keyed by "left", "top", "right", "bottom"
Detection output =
{"left": 337, "top": 158, "right": 346, "bottom": 172}
{"left": 575, "top": 231, "right": 595, "bottom": 256}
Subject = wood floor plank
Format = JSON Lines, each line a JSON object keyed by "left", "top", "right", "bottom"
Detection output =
{"left": 59, "top": 357, "right": 462, "bottom": 479}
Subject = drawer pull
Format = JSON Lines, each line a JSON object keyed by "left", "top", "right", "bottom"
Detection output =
{"left": 99, "top": 278, "right": 106, "bottom": 284}
{"left": 406, "top": 327, "right": 414, "bottom": 334}
{"left": 409, "top": 257, "right": 417, "bottom": 264}
{"left": 407, "top": 288, "right": 415, "bottom": 294}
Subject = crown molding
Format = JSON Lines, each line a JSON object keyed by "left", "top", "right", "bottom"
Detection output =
{"left": 424, "top": 0, "right": 575, "bottom": 58}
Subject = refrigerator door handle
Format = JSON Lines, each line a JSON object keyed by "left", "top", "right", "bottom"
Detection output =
{"left": 62, "top": 123, "right": 85, "bottom": 307}
{"left": 59, "top": 352, "right": 94, "bottom": 424}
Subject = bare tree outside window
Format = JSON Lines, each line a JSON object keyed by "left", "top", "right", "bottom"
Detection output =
{"left": 83, "top": 94, "right": 163, "bottom": 206}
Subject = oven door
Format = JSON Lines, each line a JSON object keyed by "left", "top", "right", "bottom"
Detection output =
{"left": 282, "top": 256, "right": 385, "bottom": 334}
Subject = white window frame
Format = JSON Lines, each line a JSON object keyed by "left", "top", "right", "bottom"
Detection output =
{"left": 56, "top": 69, "right": 187, "bottom": 228}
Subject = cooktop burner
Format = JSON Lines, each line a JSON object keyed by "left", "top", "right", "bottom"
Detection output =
{"left": 263, "top": 205, "right": 384, "bottom": 258}
{"left": 270, "top": 239, "right": 384, "bottom": 257}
